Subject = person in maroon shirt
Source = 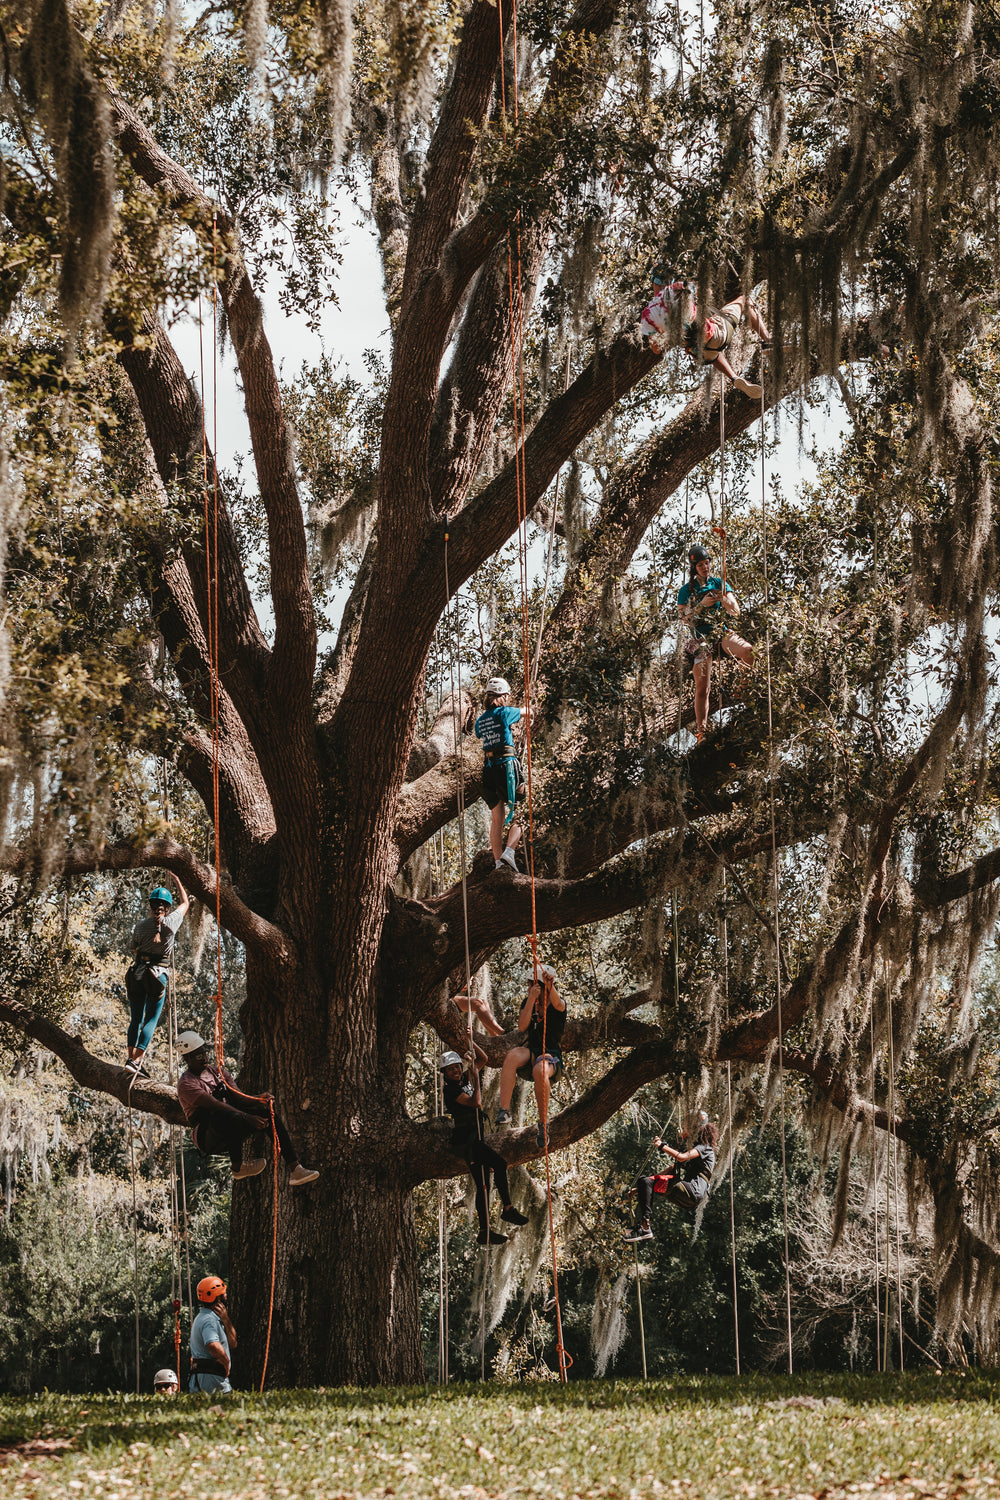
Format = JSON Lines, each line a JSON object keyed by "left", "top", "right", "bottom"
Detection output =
{"left": 176, "top": 1031, "right": 319, "bottom": 1187}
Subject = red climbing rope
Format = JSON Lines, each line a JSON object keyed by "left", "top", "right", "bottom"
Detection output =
{"left": 198, "top": 212, "right": 278, "bottom": 1393}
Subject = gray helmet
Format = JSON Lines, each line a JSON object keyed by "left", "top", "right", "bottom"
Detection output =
{"left": 439, "top": 1050, "right": 464, "bottom": 1070}
{"left": 153, "top": 1369, "right": 178, "bottom": 1388}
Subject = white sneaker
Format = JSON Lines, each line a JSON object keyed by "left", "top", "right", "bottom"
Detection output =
{"left": 734, "top": 376, "right": 763, "bottom": 400}
{"left": 233, "top": 1159, "right": 267, "bottom": 1179}
{"left": 289, "top": 1164, "right": 319, "bottom": 1187}
{"left": 500, "top": 847, "right": 518, "bottom": 872}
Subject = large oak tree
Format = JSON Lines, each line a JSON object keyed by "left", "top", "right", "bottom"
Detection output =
{"left": 3, "top": 0, "right": 1000, "bottom": 1381}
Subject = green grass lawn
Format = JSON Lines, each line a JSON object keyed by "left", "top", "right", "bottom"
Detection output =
{"left": 1, "top": 1375, "right": 998, "bottom": 1499}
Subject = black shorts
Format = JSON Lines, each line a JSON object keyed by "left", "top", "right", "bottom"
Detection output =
{"left": 481, "top": 756, "right": 524, "bottom": 810}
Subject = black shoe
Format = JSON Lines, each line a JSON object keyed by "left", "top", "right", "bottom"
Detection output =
{"left": 501, "top": 1206, "right": 529, "bottom": 1226}
{"left": 477, "top": 1229, "right": 508, "bottom": 1246}
{"left": 623, "top": 1222, "right": 654, "bottom": 1243}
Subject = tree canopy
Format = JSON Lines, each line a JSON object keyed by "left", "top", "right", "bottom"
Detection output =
{"left": 3, "top": 0, "right": 1000, "bottom": 1384}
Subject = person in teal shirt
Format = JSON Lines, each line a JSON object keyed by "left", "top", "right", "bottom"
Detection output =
{"left": 677, "top": 544, "right": 753, "bottom": 742}
{"left": 474, "top": 676, "right": 528, "bottom": 872}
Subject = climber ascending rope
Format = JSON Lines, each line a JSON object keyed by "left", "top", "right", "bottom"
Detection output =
{"left": 677, "top": 543, "right": 753, "bottom": 743}
{"left": 475, "top": 676, "right": 528, "bottom": 873}
{"left": 123, "top": 877, "right": 190, "bottom": 1074}
{"left": 623, "top": 1113, "right": 717, "bottom": 1241}
{"left": 440, "top": 1050, "right": 529, "bottom": 1247}
{"left": 639, "top": 267, "right": 770, "bottom": 401}
{"left": 495, "top": 964, "right": 565, "bottom": 1149}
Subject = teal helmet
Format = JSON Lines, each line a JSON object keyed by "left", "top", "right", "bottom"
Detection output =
{"left": 148, "top": 886, "right": 173, "bottom": 907}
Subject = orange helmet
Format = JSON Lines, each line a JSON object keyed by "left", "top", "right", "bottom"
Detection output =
{"left": 197, "top": 1275, "right": 227, "bottom": 1305}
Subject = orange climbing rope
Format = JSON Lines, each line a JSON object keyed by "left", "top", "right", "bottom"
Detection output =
{"left": 498, "top": 0, "right": 568, "bottom": 1382}
{"left": 198, "top": 213, "right": 278, "bottom": 1394}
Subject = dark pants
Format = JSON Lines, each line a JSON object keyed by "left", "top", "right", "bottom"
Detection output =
{"left": 462, "top": 1137, "right": 510, "bottom": 1233}
{"left": 635, "top": 1173, "right": 695, "bottom": 1221}
{"left": 193, "top": 1096, "right": 298, "bottom": 1170}
{"left": 125, "top": 966, "right": 168, "bottom": 1051}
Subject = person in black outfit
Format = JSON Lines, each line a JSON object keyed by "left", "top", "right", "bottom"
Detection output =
{"left": 495, "top": 964, "right": 566, "bottom": 1149}
{"left": 624, "top": 1115, "right": 718, "bottom": 1241}
{"left": 440, "top": 1050, "right": 528, "bottom": 1247}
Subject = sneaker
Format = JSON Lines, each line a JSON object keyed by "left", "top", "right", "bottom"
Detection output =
{"left": 495, "top": 859, "right": 505, "bottom": 870}
{"left": 623, "top": 1222, "right": 654, "bottom": 1243}
{"left": 232, "top": 1159, "right": 267, "bottom": 1180}
{"left": 501, "top": 1206, "right": 529, "bottom": 1226}
{"left": 476, "top": 1229, "right": 508, "bottom": 1246}
{"left": 289, "top": 1164, "right": 319, "bottom": 1187}
{"left": 495, "top": 1108, "right": 512, "bottom": 1127}
{"left": 125, "top": 1056, "right": 149, "bottom": 1076}
{"left": 500, "top": 847, "right": 518, "bottom": 872}
{"left": 733, "top": 376, "right": 763, "bottom": 401}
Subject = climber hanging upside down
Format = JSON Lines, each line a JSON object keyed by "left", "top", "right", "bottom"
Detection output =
{"left": 677, "top": 543, "right": 754, "bottom": 743}
{"left": 639, "top": 267, "right": 771, "bottom": 402}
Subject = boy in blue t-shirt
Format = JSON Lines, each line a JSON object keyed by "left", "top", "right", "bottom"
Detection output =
{"left": 474, "top": 677, "right": 528, "bottom": 873}
{"left": 677, "top": 544, "right": 753, "bottom": 742}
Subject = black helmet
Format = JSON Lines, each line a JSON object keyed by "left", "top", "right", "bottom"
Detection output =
{"left": 688, "top": 544, "right": 711, "bottom": 566}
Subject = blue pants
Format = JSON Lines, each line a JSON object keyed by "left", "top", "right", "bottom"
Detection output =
{"left": 125, "top": 966, "right": 168, "bottom": 1051}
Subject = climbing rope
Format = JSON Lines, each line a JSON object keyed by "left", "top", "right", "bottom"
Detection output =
{"left": 196, "top": 211, "right": 278, "bottom": 1395}
{"left": 127, "top": 1073, "right": 141, "bottom": 1394}
{"left": 720, "top": 868, "right": 741, "bottom": 1375}
{"left": 759, "top": 356, "right": 794, "bottom": 1375}
{"left": 884, "top": 960, "right": 904, "bottom": 1371}
{"left": 633, "top": 1240, "right": 648, "bottom": 1379}
{"left": 498, "top": 0, "right": 568, "bottom": 1380}
{"left": 871, "top": 1000, "right": 882, "bottom": 1368}
{"left": 442, "top": 529, "right": 489, "bottom": 1378}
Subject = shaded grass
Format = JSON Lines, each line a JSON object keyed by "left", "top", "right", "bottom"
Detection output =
{"left": 1, "top": 1374, "right": 999, "bottom": 1498}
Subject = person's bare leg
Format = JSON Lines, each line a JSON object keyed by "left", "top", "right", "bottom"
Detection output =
{"left": 741, "top": 299, "right": 770, "bottom": 340}
{"left": 455, "top": 993, "right": 505, "bottom": 1037}
{"left": 723, "top": 634, "right": 754, "bottom": 668}
{"left": 504, "top": 818, "right": 521, "bottom": 855}
{"left": 715, "top": 351, "right": 761, "bottom": 400}
{"left": 693, "top": 658, "right": 711, "bottom": 736}
{"left": 499, "top": 1046, "right": 530, "bottom": 1110}
{"left": 534, "top": 1062, "right": 551, "bottom": 1126}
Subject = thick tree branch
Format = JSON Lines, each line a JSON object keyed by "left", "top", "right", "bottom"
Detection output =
{"left": 0, "top": 994, "right": 185, "bottom": 1126}
{"left": 0, "top": 839, "right": 290, "bottom": 961}
{"left": 401, "top": 1034, "right": 673, "bottom": 1185}
{"left": 108, "top": 89, "right": 317, "bottom": 729}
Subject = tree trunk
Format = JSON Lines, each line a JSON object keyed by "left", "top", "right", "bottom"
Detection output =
{"left": 226, "top": 956, "right": 425, "bottom": 1386}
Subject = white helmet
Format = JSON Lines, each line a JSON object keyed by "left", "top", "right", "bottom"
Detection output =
{"left": 439, "top": 1050, "right": 463, "bottom": 1070}
{"left": 153, "top": 1369, "right": 178, "bottom": 1388}
{"left": 484, "top": 677, "right": 511, "bottom": 696}
{"left": 177, "top": 1031, "right": 206, "bottom": 1055}
{"left": 537, "top": 963, "right": 558, "bottom": 983}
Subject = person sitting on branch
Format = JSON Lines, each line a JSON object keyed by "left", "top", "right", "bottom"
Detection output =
{"left": 176, "top": 1031, "right": 319, "bottom": 1187}
{"left": 440, "top": 1049, "right": 529, "bottom": 1247}
{"left": 639, "top": 266, "right": 770, "bottom": 401}
{"left": 495, "top": 964, "right": 566, "bottom": 1149}
{"left": 677, "top": 543, "right": 754, "bottom": 743}
{"left": 623, "top": 1114, "right": 717, "bottom": 1241}
{"left": 475, "top": 676, "right": 527, "bottom": 874}
{"left": 124, "top": 876, "right": 190, "bottom": 1075}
